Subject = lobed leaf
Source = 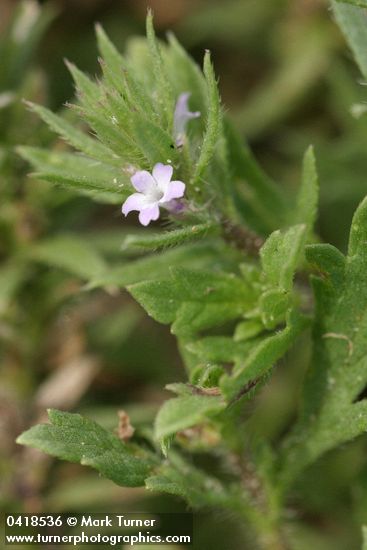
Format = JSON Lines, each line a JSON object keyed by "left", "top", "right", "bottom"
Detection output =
{"left": 17, "top": 410, "right": 157, "bottom": 487}
{"left": 128, "top": 267, "right": 256, "bottom": 336}
{"left": 281, "top": 197, "right": 367, "bottom": 487}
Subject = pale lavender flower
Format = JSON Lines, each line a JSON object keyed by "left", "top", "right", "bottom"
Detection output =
{"left": 122, "top": 163, "right": 185, "bottom": 226}
{"left": 173, "top": 92, "right": 200, "bottom": 146}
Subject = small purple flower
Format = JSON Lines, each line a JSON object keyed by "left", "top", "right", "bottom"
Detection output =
{"left": 173, "top": 92, "right": 200, "bottom": 147}
{"left": 122, "top": 163, "right": 185, "bottom": 226}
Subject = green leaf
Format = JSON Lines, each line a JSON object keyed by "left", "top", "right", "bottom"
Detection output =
{"left": 79, "top": 109, "right": 143, "bottom": 165}
{"left": 146, "top": 451, "right": 254, "bottom": 514}
{"left": 145, "top": 458, "right": 232, "bottom": 509}
{"left": 187, "top": 335, "right": 255, "bottom": 365}
{"left": 146, "top": 11, "right": 174, "bottom": 129}
{"left": 65, "top": 61, "right": 144, "bottom": 163}
{"left": 281, "top": 197, "right": 367, "bottom": 487}
{"left": 122, "top": 223, "right": 218, "bottom": 252}
{"left": 191, "top": 51, "right": 221, "bottom": 188}
{"left": 219, "top": 312, "right": 308, "bottom": 402}
{"left": 129, "top": 111, "right": 176, "bottom": 165}
{"left": 25, "top": 101, "right": 118, "bottom": 164}
{"left": 66, "top": 60, "right": 102, "bottom": 110}
{"left": 234, "top": 320, "right": 264, "bottom": 342}
{"left": 260, "top": 224, "right": 306, "bottom": 291}
{"left": 259, "top": 288, "right": 290, "bottom": 330}
{"left": 186, "top": 311, "right": 308, "bottom": 404}
{"left": 89, "top": 241, "right": 240, "bottom": 289}
{"left": 155, "top": 395, "right": 225, "bottom": 442}
{"left": 95, "top": 23, "right": 124, "bottom": 88}
{"left": 17, "top": 409, "right": 156, "bottom": 487}
{"left": 17, "top": 146, "right": 127, "bottom": 203}
{"left": 223, "top": 118, "right": 287, "bottom": 233}
{"left": 164, "top": 383, "right": 194, "bottom": 396}
{"left": 128, "top": 267, "right": 255, "bottom": 336}
{"left": 166, "top": 32, "right": 207, "bottom": 119}
{"left": 293, "top": 146, "right": 319, "bottom": 233}
{"left": 305, "top": 243, "right": 346, "bottom": 288}
{"left": 28, "top": 235, "right": 107, "bottom": 280}
{"left": 332, "top": 1, "right": 367, "bottom": 80}
{"left": 190, "top": 365, "right": 225, "bottom": 388}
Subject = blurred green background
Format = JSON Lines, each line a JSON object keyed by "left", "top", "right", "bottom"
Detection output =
{"left": 1, "top": 1, "right": 367, "bottom": 548}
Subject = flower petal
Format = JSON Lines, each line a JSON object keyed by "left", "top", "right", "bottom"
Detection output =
{"left": 131, "top": 170, "right": 156, "bottom": 193}
{"left": 152, "top": 163, "right": 173, "bottom": 191}
{"left": 161, "top": 180, "right": 185, "bottom": 202}
{"left": 163, "top": 199, "right": 185, "bottom": 214}
{"left": 173, "top": 92, "right": 201, "bottom": 145}
{"left": 138, "top": 204, "right": 160, "bottom": 226}
{"left": 122, "top": 193, "right": 146, "bottom": 216}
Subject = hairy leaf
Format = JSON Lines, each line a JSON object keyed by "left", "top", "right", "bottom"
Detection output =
{"left": 281, "top": 197, "right": 367, "bottom": 487}
{"left": 89, "top": 241, "right": 240, "bottom": 289}
{"left": 155, "top": 394, "right": 225, "bottom": 442}
{"left": 145, "top": 458, "right": 233, "bottom": 509}
{"left": 25, "top": 101, "right": 118, "bottom": 164}
{"left": 17, "top": 146, "right": 127, "bottom": 202}
{"left": 260, "top": 224, "right": 306, "bottom": 291}
{"left": 128, "top": 267, "right": 256, "bottom": 337}
{"left": 146, "top": 11, "right": 174, "bottom": 129}
{"left": 293, "top": 146, "right": 319, "bottom": 234}
{"left": 220, "top": 312, "right": 307, "bottom": 402}
{"left": 17, "top": 410, "right": 156, "bottom": 487}
{"left": 191, "top": 51, "right": 221, "bottom": 188}
{"left": 122, "top": 223, "right": 218, "bottom": 252}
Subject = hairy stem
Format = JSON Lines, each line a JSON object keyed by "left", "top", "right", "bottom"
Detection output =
{"left": 230, "top": 453, "right": 290, "bottom": 550}
{"left": 221, "top": 219, "right": 265, "bottom": 256}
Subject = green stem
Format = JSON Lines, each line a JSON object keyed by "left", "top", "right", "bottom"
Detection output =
{"left": 237, "top": 503, "right": 289, "bottom": 550}
{"left": 231, "top": 454, "right": 290, "bottom": 550}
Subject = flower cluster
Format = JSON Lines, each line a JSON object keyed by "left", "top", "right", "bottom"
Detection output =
{"left": 122, "top": 163, "right": 185, "bottom": 226}
{"left": 122, "top": 92, "right": 200, "bottom": 226}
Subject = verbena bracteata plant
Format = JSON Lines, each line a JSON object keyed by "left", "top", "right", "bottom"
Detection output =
{"left": 16, "top": 4, "right": 367, "bottom": 549}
